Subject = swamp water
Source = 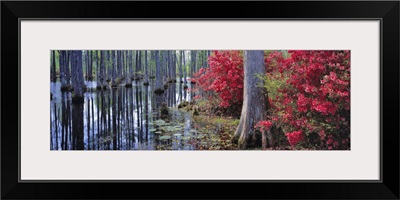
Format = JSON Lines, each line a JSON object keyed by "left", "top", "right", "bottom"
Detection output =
{"left": 50, "top": 80, "right": 236, "bottom": 150}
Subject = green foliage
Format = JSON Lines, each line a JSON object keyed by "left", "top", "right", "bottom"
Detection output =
{"left": 256, "top": 73, "right": 288, "bottom": 100}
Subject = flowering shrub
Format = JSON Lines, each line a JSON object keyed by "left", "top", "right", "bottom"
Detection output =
{"left": 194, "top": 50, "right": 244, "bottom": 109}
{"left": 266, "top": 50, "right": 350, "bottom": 150}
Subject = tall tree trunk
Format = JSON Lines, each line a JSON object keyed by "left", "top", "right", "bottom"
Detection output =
{"left": 144, "top": 50, "right": 149, "bottom": 85}
{"left": 135, "top": 50, "right": 139, "bottom": 80}
{"left": 233, "top": 50, "right": 271, "bottom": 149}
{"left": 190, "top": 50, "right": 197, "bottom": 81}
{"left": 179, "top": 51, "right": 183, "bottom": 82}
{"left": 183, "top": 51, "right": 187, "bottom": 85}
{"left": 100, "top": 50, "right": 106, "bottom": 89}
{"left": 88, "top": 51, "right": 93, "bottom": 80}
{"left": 111, "top": 50, "right": 116, "bottom": 86}
{"left": 172, "top": 51, "right": 176, "bottom": 82}
{"left": 155, "top": 50, "right": 163, "bottom": 94}
{"left": 125, "top": 50, "right": 132, "bottom": 87}
{"left": 59, "top": 51, "right": 66, "bottom": 90}
{"left": 51, "top": 50, "right": 56, "bottom": 82}
{"left": 107, "top": 51, "right": 112, "bottom": 82}
{"left": 163, "top": 51, "right": 167, "bottom": 85}
{"left": 122, "top": 51, "right": 125, "bottom": 79}
{"left": 168, "top": 51, "right": 172, "bottom": 82}
{"left": 138, "top": 51, "right": 142, "bottom": 78}
{"left": 71, "top": 50, "right": 85, "bottom": 103}
{"left": 66, "top": 51, "right": 71, "bottom": 88}
{"left": 117, "top": 50, "right": 121, "bottom": 83}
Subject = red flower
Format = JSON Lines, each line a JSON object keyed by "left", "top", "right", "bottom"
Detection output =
{"left": 255, "top": 120, "right": 273, "bottom": 133}
{"left": 285, "top": 130, "right": 304, "bottom": 146}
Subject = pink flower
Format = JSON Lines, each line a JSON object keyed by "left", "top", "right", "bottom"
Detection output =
{"left": 319, "top": 130, "right": 326, "bottom": 140}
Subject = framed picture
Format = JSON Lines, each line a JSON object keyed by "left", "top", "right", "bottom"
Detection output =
{"left": 2, "top": 1, "right": 399, "bottom": 199}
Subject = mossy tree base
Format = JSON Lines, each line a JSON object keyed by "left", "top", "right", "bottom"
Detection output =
{"left": 160, "top": 102, "right": 169, "bottom": 118}
{"left": 177, "top": 101, "right": 189, "bottom": 108}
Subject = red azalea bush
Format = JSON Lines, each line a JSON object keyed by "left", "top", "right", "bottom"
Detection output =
{"left": 267, "top": 50, "right": 350, "bottom": 150}
{"left": 195, "top": 50, "right": 350, "bottom": 150}
{"left": 194, "top": 50, "right": 244, "bottom": 109}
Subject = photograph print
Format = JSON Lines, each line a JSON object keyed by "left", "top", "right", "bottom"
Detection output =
{"left": 50, "top": 50, "right": 350, "bottom": 151}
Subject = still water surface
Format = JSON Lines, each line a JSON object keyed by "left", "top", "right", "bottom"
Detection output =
{"left": 50, "top": 80, "right": 197, "bottom": 150}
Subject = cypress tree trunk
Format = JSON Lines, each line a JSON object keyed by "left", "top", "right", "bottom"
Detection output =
{"left": 179, "top": 51, "right": 183, "bottom": 82}
{"left": 88, "top": 51, "right": 93, "bottom": 80}
{"left": 111, "top": 50, "right": 117, "bottom": 87}
{"left": 65, "top": 51, "right": 71, "bottom": 89}
{"left": 106, "top": 50, "right": 111, "bottom": 82}
{"left": 125, "top": 50, "right": 132, "bottom": 87}
{"left": 51, "top": 50, "right": 57, "bottom": 82}
{"left": 59, "top": 51, "right": 66, "bottom": 90}
{"left": 116, "top": 50, "right": 121, "bottom": 84}
{"left": 232, "top": 50, "right": 271, "bottom": 149}
{"left": 71, "top": 50, "right": 85, "bottom": 104}
{"left": 183, "top": 51, "right": 187, "bottom": 87}
{"left": 135, "top": 50, "right": 139, "bottom": 80}
{"left": 138, "top": 51, "right": 142, "bottom": 79}
{"left": 85, "top": 51, "right": 88, "bottom": 80}
{"left": 144, "top": 50, "right": 149, "bottom": 85}
{"left": 100, "top": 50, "right": 107, "bottom": 89}
{"left": 162, "top": 51, "right": 167, "bottom": 85}
{"left": 168, "top": 51, "right": 172, "bottom": 82}
{"left": 190, "top": 50, "right": 197, "bottom": 83}
{"left": 154, "top": 50, "right": 163, "bottom": 94}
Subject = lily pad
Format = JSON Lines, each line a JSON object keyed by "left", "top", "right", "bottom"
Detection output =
{"left": 149, "top": 128, "right": 157, "bottom": 132}
{"left": 159, "top": 136, "right": 171, "bottom": 140}
{"left": 154, "top": 120, "right": 166, "bottom": 126}
{"left": 155, "top": 131, "right": 162, "bottom": 134}
{"left": 174, "top": 133, "right": 182, "bottom": 137}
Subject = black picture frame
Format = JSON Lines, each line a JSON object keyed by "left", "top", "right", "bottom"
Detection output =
{"left": 1, "top": 1, "right": 399, "bottom": 199}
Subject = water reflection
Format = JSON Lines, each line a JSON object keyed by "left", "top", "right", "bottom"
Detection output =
{"left": 50, "top": 80, "right": 193, "bottom": 150}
